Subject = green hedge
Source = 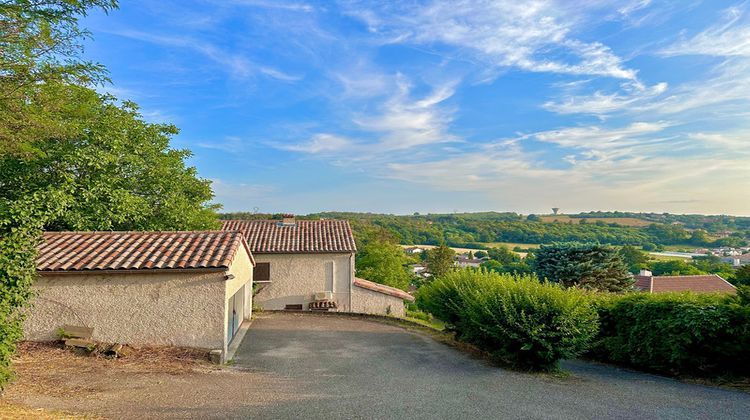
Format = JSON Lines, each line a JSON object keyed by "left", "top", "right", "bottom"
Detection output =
{"left": 590, "top": 291, "right": 750, "bottom": 376}
{"left": 418, "top": 270, "right": 599, "bottom": 371}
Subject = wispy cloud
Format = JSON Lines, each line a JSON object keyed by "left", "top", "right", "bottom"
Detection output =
{"left": 343, "top": 0, "right": 639, "bottom": 80}
{"left": 277, "top": 133, "right": 352, "bottom": 154}
{"left": 660, "top": 6, "right": 750, "bottom": 57}
{"left": 109, "top": 29, "right": 301, "bottom": 81}
{"left": 544, "top": 81, "right": 668, "bottom": 115}
{"left": 198, "top": 136, "right": 246, "bottom": 153}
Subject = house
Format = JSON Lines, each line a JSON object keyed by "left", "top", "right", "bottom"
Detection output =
{"left": 454, "top": 256, "right": 483, "bottom": 268}
{"left": 721, "top": 253, "right": 750, "bottom": 267}
{"left": 25, "top": 231, "right": 254, "bottom": 362}
{"left": 222, "top": 216, "right": 414, "bottom": 316}
{"left": 405, "top": 246, "right": 426, "bottom": 254}
{"left": 633, "top": 270, "right": 736, "bottom": 294}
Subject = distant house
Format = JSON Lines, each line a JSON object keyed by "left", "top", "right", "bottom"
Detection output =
{"left": 633, "top": 270, "right": 736, "bottom": 294}
{"left": 454, "top": 256, "right": 483, "bottom": 268}
{"left": 222, "top": 217, "right": 414, "bottom": 316}
{"left": 405, "top": 246, "right": 426, "bottom": 254}
{"left": 721, "top": 253, "right": 750, "bottom": 267}
{"left": 26, "top": 231, "right": 254, "bottom": 362}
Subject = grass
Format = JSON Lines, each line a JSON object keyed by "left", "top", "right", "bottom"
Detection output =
{"left": 400, "top": 244, "right": 487, "bottom": 254}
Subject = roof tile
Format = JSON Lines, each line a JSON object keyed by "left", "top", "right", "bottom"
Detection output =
{"left": 222, "top": 220, "right": 357, "bottom": 254}
{"left": 38, "top": 231, "right": 250, "bottom": 272}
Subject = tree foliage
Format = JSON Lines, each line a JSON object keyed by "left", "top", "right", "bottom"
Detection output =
{"left": 1, "top": 0, "right": 117, "bottom": 155}
{"left": 618, "top": 245, "right": 649, "bottom": 273}
{"left": 0, "top": 85, "right": 220, "bottom": 231}
{"left": 426, "top": 244, "right": 455, "bottom": 279}
{"left": 732, "top": 265, "right": 750, "bottom": 286}
{"left": 533, "top": 242, "right": 632, "bottom": 292}
{"left": 355, "top": 240, "right": 412, "bottom": 291}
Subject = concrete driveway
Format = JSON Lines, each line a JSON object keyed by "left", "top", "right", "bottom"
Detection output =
{"left": 234, "top": 312, "right": 750, "bottom": 420}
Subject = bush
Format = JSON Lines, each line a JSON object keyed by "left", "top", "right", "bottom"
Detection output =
{"left": 416, "top": 269, "right": 486, "bottom": 329}
{"left": 590, "top": 292, "right": 750, "bottom": 376}
{"left": 419, "top": 270, "right": 599, "bottom": 371}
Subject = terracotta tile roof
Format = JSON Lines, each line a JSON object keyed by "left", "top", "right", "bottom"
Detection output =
{"left": 221, "top": 219, "right": 357, "bottom": 254}
{"left": 354, "top": 278, "right": 415, "bottom": 301}
{"left": 38, "top": 231, "right": 252, "bottom": 272}
{"left": 633, "top": 274, "right": 736, "bottom": 294}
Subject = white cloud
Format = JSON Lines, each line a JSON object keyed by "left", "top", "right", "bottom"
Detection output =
{"left": 544, "top": 82, "right": 668, "bottom": 115}
{"left": 660, "top": 6, "right": 750, "bottom": 57}
{"left": 279, "top": 133, "right": 352, "bottom": 154}
{"left": 533, "top": 121, "right": 670, "bottom": 152}
{"left": 109, "top": 29, "right": 300, "bottom": 81}
{"left": 198, "top": 136, "right": 245, "bottom": 153}
{"left": 344, "top": 0, "right": 639, "bottom": 80}
{"left": 352, "top": 77, "right": 458, "bottom": 151}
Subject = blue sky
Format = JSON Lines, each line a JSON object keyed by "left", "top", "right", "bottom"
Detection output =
{"left": 83, "top": 0, "right": 750, "bottom": 215}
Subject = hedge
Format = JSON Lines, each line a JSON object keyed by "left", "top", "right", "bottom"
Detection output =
{"left": 418, "top": 270, "right": 599, "bottom": 371}
{"left": 590, "top": 291, "right": 750, "bottom": 376}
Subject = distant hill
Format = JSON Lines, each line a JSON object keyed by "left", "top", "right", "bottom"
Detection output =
{"left": 220, "top": 211, "right": 749, "bottom": 249}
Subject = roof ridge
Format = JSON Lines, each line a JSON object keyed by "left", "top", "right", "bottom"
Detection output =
{"left": 653, "top": 274, "right": 722, "bottom": 278}
{"left": 43, "top": 230, "right": 239, "bottom": 235}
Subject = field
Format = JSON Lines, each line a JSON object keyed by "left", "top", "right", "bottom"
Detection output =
{"left": 538, "top": 215, "right": 654, "bottom": 227}
{"left": 400, "top": 244, "right": 487, "bottom": 254}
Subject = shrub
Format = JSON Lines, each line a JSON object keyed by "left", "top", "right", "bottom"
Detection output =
{"left": 591, "top": 292, "right": 750, "bottom": 376}
{"left": 419, "top": 270, "right": 599, "bottom": 371}
{"left": 416, "top": 269, "right": 487, "bottom": 330}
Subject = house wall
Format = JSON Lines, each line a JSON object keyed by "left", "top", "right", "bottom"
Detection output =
{"left": 24, "top": 247, "right": 253, "bottom": 353}
{"left": 253, "top": 253, "right": 354, "bottom": 311}
{"left": 351, "top": 286, "right": 406, "bottom": 317}
{"left": 222, "top": 246, "right": 254, "bottom": 354}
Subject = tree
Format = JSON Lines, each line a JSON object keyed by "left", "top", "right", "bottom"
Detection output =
{"left": 356, "top": 240, "right": 412, "bottom": 290}
{"left": 731, "top": 265, "right": 750, "bottom": 286}
{"left": 487, "top": 246, "right": 520, "bottom": 265}
{"left": 467, "top": 250, "right": 474, "bottom": 259}
{"left": 474, "top": 250, "right": 488, "bottom": 259}
{"left": 648, "top": 260, "right": 705, "bottom": 276}
{"left": 533, "top": 242, "right": 632, "bottom": 292}
{"left": 0, "top": 0, "right": 119, "bottom": 388}
{"left": 1, "top": 0, "right": 117, "bottom": 155}
{"left": 0, "top": 85, "right": 220, "bottom": 231}
{"left": 618, "top": 245, "right": 649, "bottom": 273}
{"left": 426, "top": 244, "right": 455, "bottom": 279}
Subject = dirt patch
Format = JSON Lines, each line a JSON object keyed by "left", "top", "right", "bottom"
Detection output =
{"left": 2, "top": 340, "right": 311, "bottom": 419}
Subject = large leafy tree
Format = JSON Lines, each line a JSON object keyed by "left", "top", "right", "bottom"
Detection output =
{"left": 0, "top": 84, "right": 220, "bottom": 231}
{"left": 1, "top": 0, "right": 117, "bottom": 155}
{"left": 1, "top": 0, "right": 118, "bottom": 388}
{"left": 0, "top": 0, "right": 219, "bottom": 387}
{"left": 356, "top": 240, "right": 412, "bottom": 291}
{"left": 533, "top": 242, "right": 632, "bottom": 292}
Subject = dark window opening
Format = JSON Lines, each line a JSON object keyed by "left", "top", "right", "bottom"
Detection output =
{"left": 254, "top": 262, "right": 270, "bottom": 282}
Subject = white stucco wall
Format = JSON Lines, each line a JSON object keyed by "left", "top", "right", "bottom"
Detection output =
{"left": 253, "top": 253, "right": 354, "bottom": 311}
{"left": 25, "top": 248, "right": 253, "bottom": 354}
{"left": 222, "top": 245, "right": 254, "bottom": 353}
{"left": 351, "top": 286, "right": 407, "bottom": 317}
{"left": 25, "top": 270, "right": 226, "bottom": 349}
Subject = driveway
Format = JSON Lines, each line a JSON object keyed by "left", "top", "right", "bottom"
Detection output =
{"left": 234, "top": 312, "right": 750, "bottom": 420}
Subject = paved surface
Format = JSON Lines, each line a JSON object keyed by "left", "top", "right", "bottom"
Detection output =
{"left": 233, "top": 312, "right": 750, "bottom": 420}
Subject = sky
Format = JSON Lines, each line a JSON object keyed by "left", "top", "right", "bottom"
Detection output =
{"left": 82, "top": 0, "right": 750, "bottom": 216}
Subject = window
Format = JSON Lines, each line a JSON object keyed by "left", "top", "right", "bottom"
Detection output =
{"left": 254, "top": 262, "right": 270, "bottom": 282}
